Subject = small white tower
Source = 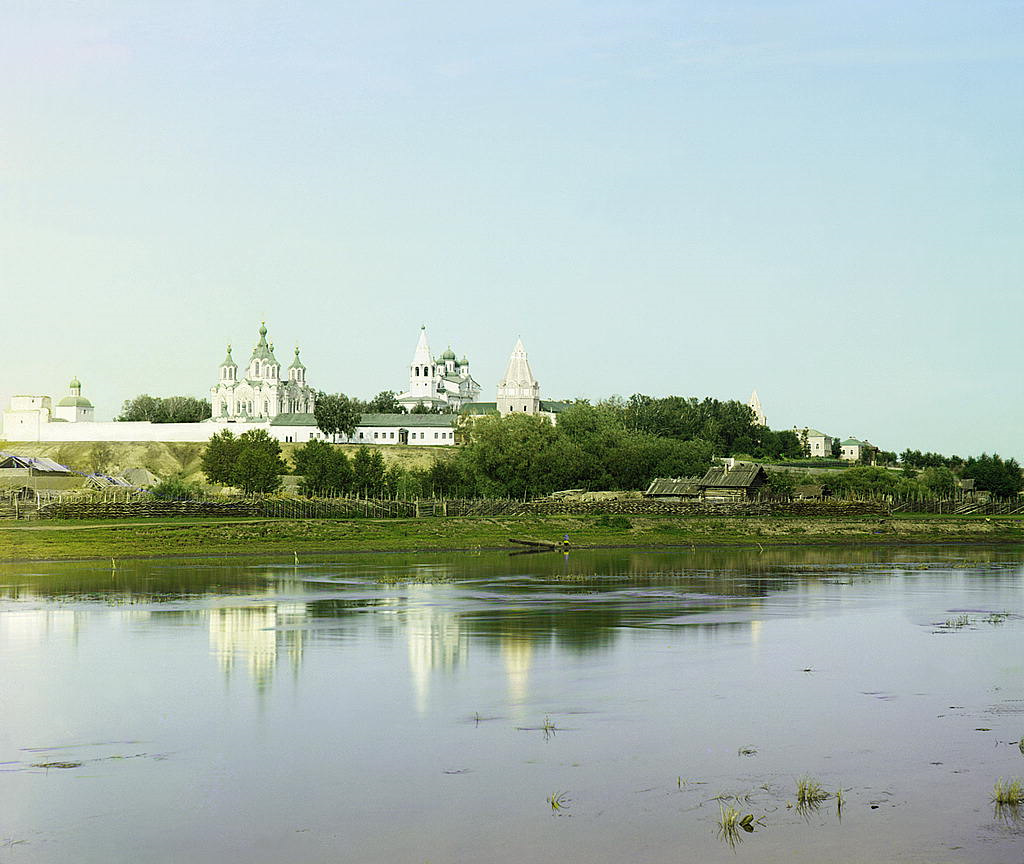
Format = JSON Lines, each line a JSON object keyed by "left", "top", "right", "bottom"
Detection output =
{"left": 497, "top": 338, "right": 540, "bottom": 415}
{"left": 54, "top": 376, "right": 94, "bottom": 423}
{"left": 408, "top": 326, "right": 437, "bottom": 402}
{"left": 748, "top": 389, "right": 766, "bottom": 427}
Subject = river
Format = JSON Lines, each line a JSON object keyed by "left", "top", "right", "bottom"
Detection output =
{"left": 1, "top": 545, "right": 1022, "bottom": 862}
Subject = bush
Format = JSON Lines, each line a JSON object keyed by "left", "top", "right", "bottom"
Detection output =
{"left": 595, "top": 514, "right": 632, "bottom": 529}
{"left": 150, "top": 477, "right": 204, "bottom": 501}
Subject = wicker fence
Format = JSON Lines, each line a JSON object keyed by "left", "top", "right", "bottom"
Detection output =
{"left": 28, "top": 495, "right": 895, "bottom": 521}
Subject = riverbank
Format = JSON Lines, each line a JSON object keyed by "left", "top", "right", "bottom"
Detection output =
{"left": 1, "top": 513, "right": 1022, "bottom": 562}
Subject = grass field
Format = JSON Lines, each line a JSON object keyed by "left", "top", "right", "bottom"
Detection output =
{"left": 1, "top": 513, "right": 1021, "bottom": 562}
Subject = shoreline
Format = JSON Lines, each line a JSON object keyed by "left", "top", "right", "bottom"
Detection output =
{"left": 1, "top": 513, "right": 1022, "bottom": 564}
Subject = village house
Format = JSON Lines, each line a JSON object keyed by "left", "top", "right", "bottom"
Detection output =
{"left": 839, "top": 438, "right": 879, "bottom": 464}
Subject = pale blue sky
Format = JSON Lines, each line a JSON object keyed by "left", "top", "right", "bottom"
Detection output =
{"left": 1, "top": 1, "right": 1021, "bottom": 458}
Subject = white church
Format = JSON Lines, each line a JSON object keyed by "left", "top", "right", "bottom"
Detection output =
{"left": 210, "top": 323, "right": 316, "bottom": 421}
{"left": 396, "top": 327, "right": 481, "bottom": 412}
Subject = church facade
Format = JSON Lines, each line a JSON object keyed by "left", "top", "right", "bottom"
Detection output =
{"left": 396, "top": 326, "right": 481, "bottom": 412}
{"left": 210, "top": 323, "right": 315, "bottom": 422}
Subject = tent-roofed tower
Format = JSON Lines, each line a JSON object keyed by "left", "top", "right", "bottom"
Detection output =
{"left": 748, "top": 389, "right": 766, "bottom": 427}
{"left": 497, "top": 338, "right": 540, "bottom": 415}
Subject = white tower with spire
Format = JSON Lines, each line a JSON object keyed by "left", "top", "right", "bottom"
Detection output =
{"left": 497, "top": 338, "right": 541, "bottom": 415}
{"left": 407, "top": 326, "right": 438, "bottom": 403}
{"left": 397, "top": 326, "right": 480, "bottom": 411}
{"left": 748, "top": 389, "right": 766, "bottom": 427}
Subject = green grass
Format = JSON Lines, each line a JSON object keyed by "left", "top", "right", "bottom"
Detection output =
{"left": 992, "top": 778, "right": 1023, "bottom": 806}
{"left": 796, "top": 776, "right": 829, "bottom": 808}
{"left": 2, "top": 512, "right": 1023, "bottom": 562}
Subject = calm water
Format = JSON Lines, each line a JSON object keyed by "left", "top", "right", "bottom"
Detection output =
{"left": 1, "top": 546, "right": 1023, "bottom": 863}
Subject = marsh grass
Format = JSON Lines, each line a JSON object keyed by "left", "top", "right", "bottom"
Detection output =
{"left": 992, "top": 778, "right": 1023, "bottom": 805}
{"left": 942, "top": 614, "right": 971, "bottom": 629}
{"left": 716, "top": 805, "right": 743, "bottom": 849}
{"left": 992, "top": 778, "right": 1023, "bottom": 823}
{"left": 796, "top": 776, "right": 830, "bottom": 811}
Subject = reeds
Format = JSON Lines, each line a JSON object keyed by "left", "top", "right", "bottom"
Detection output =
{"left": 796, "top": 776, "right": 829, "bottom": 809}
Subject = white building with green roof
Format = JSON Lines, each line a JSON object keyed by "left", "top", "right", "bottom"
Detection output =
{"left": 54, "top": 377, "right": 95, "bottom": 423}
{"left": 210, "top": 323, "right": 315, "bottom": 422}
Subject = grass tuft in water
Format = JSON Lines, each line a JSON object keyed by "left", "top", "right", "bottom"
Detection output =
{"left": 942, "top": 614, "right": 971, "bottom": 629}
{"left": 796, "top": 776, "right": 830, "bottom": 809}
{"left": 992, "top": 778, "right": 1023, "bottom": 806}
{"left": 547, "top": 791, "right": 570, "bottom": 812}
{"left": 717, "top": 805, "right": 743, "bottom": 848}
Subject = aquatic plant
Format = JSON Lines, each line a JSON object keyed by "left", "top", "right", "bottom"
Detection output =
{"left": 983, "top": 612, "right": 1009, "bottom": 625}
{"left": 943, "top": 614, "right": 971, "bottom": 629}
{"left": 992, "top": 778, "right": 1023, "bottom": 806}
{"left": 547, "top": 791, "right": 570, "bottom": 812}
{"left": 737, "top": 746, "right": 758, "bottom": 757}
{"left": 796, "top": 776, "right": 829, "bottom": 809}
{"left": 716, "top": 805, "right": 743, "bottom": 848}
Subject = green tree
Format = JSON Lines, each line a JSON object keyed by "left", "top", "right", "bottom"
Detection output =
{"left": 201, "top": 429, "right": 243, "bottom": 485}
{"left": 920, "top": 466, "right": 957, "bottom": 497}
{"left": 962, "top": 454, "right": 1023, "bottom": 498}
{"left": 292, "top": 439, "right": 352, "bottom": 495}
{"left": 367, "top": 391, "right": 404, "bottom": 414}
{"left": 232, "top": 430, "right": 286, "bottom": 494}
{"left": 117, "top": 394, "right": 211, "bottom": 423}
{"left": 314, "top": 392, "right": 362, "bottom": 441}
{"left": 351, "top": 446, "right": 387, "bottom": 496}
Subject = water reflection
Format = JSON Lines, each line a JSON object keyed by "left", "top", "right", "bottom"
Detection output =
{"left": 209, "top": 603, "right": 307, "bottom": 691}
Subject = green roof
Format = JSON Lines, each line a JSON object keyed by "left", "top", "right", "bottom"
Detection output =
{"left": 359, "top": 413, "right": 455, "bottom": 427}
{"left": 841, "top": 438, "right": 873, "bottom": 447}
{"left": 57, "top": 396, "right": 93, "bottom": 408}
{"left": 461, "top": 402, "right": 498, "bottom": 415}
{"left": 270, "top": 413, "right": 317, "bottom": 426}
{"left": 248, "top": 322, "right": 279, "bottom": 364}
{"left": 289, "top": 347, "right": 306, "bottom": 369}
{"left": 539, "top": 400, "right": 569, "bottom": 413}
{"left": 221, "top": 344, "right": 236, "bottom": 367}
{"left": 803, "top": 428, "right": 830, "bottom": 438}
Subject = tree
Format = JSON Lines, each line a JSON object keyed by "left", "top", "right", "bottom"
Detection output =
{"left": 314, "top": 392, "right": 362, "bottom": 441}
{"left": 118, "top": 394, "right": 211, "bottom": 423}
{"left": 88, "top": 442, "right": 114, "bottom": 474}
{"left": 232, "top": 430, "right": 286, "bottom": 494}
{"left": 351, "top": 446, "right": 386, "bottom": 496}
{"left": 962, "top": 454, "right": 1023, "bottom": 498}
{"left": 293, "top": 439, "right": 352, "bottom": 495}
{"left": 367, "top": 391, "right": 404, "bottom": 414}
{"left": 202, "top": 429, "right": 243, "bottom": 485}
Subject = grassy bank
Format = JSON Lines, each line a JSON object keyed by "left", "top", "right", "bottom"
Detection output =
{"left": 1, "top": 513, "right": 1022, "bottom": 562}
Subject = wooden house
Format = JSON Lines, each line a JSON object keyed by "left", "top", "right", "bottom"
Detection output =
{"left": 696, "top": 463, "right": 769, "bottom": 501}
{"left": 643, "top": 477, "right": 703, "bottom": 500}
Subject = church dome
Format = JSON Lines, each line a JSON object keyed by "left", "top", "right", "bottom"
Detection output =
{"left": 57, "top": 395, "right": 94, "bottom": 408}
{"left": 69, "top": 376, "right": 81, "bottom": 389}
{"left": 442, "top": 347, "right": 457, "bottom": 361}
{"left": 289, "top": 347, "right": 306, "bottom": 369}
{"left": 220, "top": 344, "right": 237, "bottom": 367}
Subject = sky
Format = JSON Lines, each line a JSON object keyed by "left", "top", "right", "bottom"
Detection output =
{"left": 1, "top": 1, "right": 1021, "bottom": 459}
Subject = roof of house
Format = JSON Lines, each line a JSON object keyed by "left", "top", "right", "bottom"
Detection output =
{"left": 698, "top": 463, "right": 768, "bottom": 488}
{"left": 461, "top": 402, "right": 498, "bottom": 415}
{"left": 841, "top": 438, "right": 875, "bottom": 447}
{"left": 0, "top": 453, "right": 73, "bottom": 473}
{"left": 539, "top": 400, "right": 569, "bottom": 413}
{"left": 802, "top": 428, "right": 830, "bottom": 438}
{"left": 359, "top": 413, "right": 456, "bottom": 428}
{"left": 269, "top": 413, "right": 318, "bottom": 426}
{"left": 645, "top": 477, "right": 703, "bottom": 496}
{"left": 86, "top": 474, "right": 135, "bottom": 489}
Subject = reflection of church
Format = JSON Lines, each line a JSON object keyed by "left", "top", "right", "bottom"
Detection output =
{"left": 210, "top": 323, "right": 316, "bottom": 422}
{"left": 209, "top": 602, "right": 307, "bottom": 690}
